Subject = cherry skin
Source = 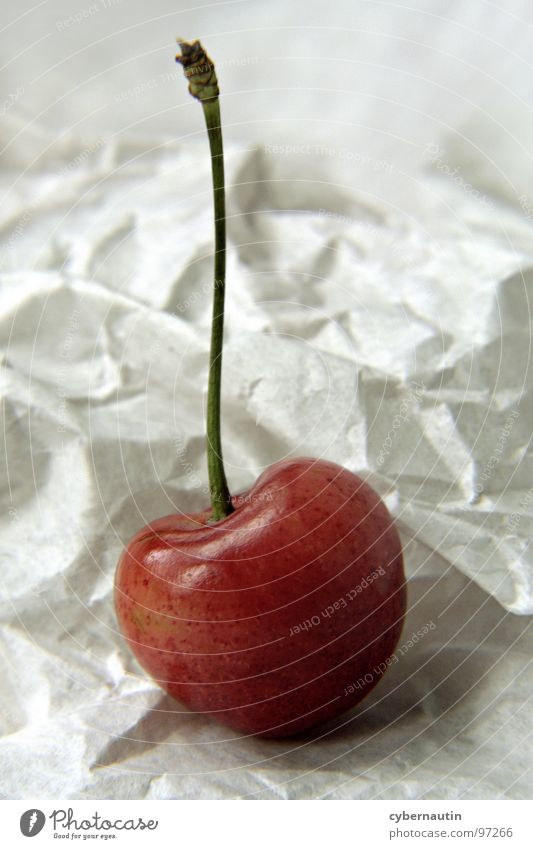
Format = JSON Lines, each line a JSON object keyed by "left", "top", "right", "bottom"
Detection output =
{"left": 114, "top": 457, "right": 406, "bottom": 738}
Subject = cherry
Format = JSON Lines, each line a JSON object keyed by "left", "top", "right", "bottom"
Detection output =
{"left": 114, "top": 40, "right": 406, "bottom": 738}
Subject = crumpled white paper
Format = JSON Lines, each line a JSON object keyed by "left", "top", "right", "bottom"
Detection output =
{"left": 1, "top": 113, "right": 532, "bottom": 799}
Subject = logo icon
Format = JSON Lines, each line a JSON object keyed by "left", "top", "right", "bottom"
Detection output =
{"left": 20, "top": 810, "right": 46, "bottom": 837}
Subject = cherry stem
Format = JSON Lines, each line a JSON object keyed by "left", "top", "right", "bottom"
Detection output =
{"left": 176, "top": 39, "right": 233, "bottom": 521}
{"left": 203, "top": 98, "right": 233, "bottom": 520}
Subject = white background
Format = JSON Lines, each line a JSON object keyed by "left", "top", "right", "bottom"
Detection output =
{"left": 1, "top": 0, "right": 532, "bottom": 800}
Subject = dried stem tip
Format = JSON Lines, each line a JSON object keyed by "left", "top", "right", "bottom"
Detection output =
{"left": 176, "top": 39, "right": 219, "bottom": 102}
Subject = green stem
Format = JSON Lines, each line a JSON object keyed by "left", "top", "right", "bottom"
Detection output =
{"left": 176, "top": 39, "right": 233, "bottom": 521}
{"left": 203, "top": 98, "right": 233, "bottom": 519}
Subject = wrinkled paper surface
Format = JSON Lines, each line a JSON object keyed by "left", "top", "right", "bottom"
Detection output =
{"left": 1, "top": 112, "right": 532, "bottom": 799}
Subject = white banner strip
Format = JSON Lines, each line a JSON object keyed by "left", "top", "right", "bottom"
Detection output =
{"left": 2, "top": 799, "right": 530, "bottom": 848}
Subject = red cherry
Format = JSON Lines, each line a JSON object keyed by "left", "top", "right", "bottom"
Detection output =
{"left": 115, "top": 457, "right": 406, "bottom": 737}
{"left": 115, "top": 42, "right": 406, "bottom": 739}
